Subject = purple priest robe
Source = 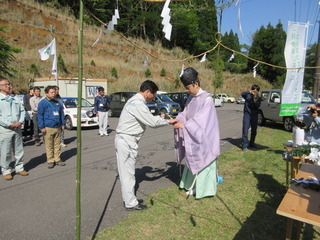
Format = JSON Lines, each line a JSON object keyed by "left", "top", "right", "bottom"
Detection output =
{"left": 174, "top": 91, "right": 220, "bottom": 175}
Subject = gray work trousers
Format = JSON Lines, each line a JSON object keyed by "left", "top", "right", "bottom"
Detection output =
{"left": 115, "top": 134, "right": 139, "bottom": 208}
{"left": 0, "top": 128, "right": 25, "bottom": 175}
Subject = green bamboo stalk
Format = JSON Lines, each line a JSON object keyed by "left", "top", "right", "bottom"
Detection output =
{"left": 76, "top": 0, "right": 84, "bottom": 239}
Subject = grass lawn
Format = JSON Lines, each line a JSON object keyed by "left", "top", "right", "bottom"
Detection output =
{"left": 94, "top": 126, "right": 320, "bottom": 240}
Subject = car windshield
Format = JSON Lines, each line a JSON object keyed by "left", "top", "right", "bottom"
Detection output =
{"left": 157, "top": 94, "right": 174, "bottom": 102}
{"left": 63, "top": 98, "right": 93, "bottom": 108}
{"left": 301, "top": 92, "right": 317, "bottom": 104}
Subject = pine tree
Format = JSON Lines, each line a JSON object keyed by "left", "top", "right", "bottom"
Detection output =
{"left": 248, "top": 22, "right": 286, "bottom": 86}
{"left": 0, "top": 27, "right": 22, "bottom": 78}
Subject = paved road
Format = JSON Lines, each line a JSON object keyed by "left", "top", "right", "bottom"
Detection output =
{"left": 0, "top": 103, "right": 244, "bottom": 240}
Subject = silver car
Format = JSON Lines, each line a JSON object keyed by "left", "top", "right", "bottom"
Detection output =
{"left": 236, "top": 97, "right": 245, "bottom": 104}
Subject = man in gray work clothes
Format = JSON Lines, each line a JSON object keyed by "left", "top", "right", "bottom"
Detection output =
{"left": 115, "top": 80, "right": 177, "bottom": 211}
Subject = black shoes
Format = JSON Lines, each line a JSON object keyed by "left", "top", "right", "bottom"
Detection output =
{"left": 249, "top": 143, "right": 258, "bottom": 148}
{"left": 125, "top": 204, "right": 148, "bottom": 211}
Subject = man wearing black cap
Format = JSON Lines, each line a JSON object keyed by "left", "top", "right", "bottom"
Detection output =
{"left": 174, "top": 67, "right": 220, "bottom": 199}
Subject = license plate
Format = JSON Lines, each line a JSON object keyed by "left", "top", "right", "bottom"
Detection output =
{"left": 151, "top": 110, "right": 155, "bottom": 113}
{"left": 172, "top": 109, "right": 176, "bottom": 112}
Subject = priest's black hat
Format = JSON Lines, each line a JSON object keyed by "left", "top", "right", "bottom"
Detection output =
{"left": 180, "top": 67, "right": 198, "bottom": 87}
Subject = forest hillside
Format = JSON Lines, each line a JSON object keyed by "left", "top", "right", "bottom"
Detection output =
{"left": 0, "top": 0, "right": 272, "bottom": 95}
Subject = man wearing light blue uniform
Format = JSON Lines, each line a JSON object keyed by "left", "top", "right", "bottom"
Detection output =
{"left": 0, "top": 78, "right": 29, "bottom": 180}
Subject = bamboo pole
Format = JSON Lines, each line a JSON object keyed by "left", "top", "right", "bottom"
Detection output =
{"left": 76, "top": 0, "right": 84, "bottom": 239}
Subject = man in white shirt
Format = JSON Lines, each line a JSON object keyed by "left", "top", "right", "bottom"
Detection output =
{"left": 29, "top": 87, "right": 43, "bottom": 146}
{"left": 115, "top": 80, "right": 177, "bottom": 211}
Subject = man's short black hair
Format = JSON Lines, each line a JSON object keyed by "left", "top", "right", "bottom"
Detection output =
{"left": 33, "top": 87, "right": 41, "bottom": 91}
{"left": 140, "top": 80, "right": 159, "bottom": 94}
{"left": 251, "top": 84, "right": 260, "bottom": 91}
{"left": 98, "top": 87, "right": 104, "bottom": 92}
{"left": 44, "top": 85, "right": 56, "bottom": 94}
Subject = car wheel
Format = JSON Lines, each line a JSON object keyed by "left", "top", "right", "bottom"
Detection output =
{"left": 108, "top": 109, "right": 113, "bottom": 117}
{"left": 228, "top": 99, "right": 231, "bottom": 103}
{"left": 283, "top": 117, "right": 294, "bottom": 132}
{"left": 160, "top": 108, "right": 167, "bottom": 114}
{"left": 65, "top": 116, "right": 73, "bottom": 130}
{"left": 257, "top": 111, "right": 266, "bottom": 126}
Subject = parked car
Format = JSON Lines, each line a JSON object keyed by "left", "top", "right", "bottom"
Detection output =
{"left": 108, "top": 92, "right": 159, "bottom": 117}
{"left": 236, "top": 97, "right": 245, "bottom": 104}
{"left": 62, "top": 97, "right": 99, "bottom": 130}
{"left": 154, "top": 94, "right": 181, "bottom": 115}
{"left": 217, "top": 93, "right": 236, "bottom": 103}
{"left": 212, "top": 94, "right": 224, "bottom": 107}
{"left": 258, "top": 89, "right": 317, "bottom": 131}
{"left": 163, "top": 92, "right": 189, "bottom": 110}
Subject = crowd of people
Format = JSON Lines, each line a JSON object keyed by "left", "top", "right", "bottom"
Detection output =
{"left": 3, "top": 68, "right": 318, "bottom": 212}
{"left": 0, "top": 79, "right": 68, "bottom": 180}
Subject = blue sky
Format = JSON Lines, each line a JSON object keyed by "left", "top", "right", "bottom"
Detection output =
{"left": 219, "top": 0, "right": 320, "bottom": 46}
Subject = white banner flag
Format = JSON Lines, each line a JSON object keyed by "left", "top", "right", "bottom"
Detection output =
{"left": 280, "top": 21, "right": 308, "bottom": 116}
{"left": 38, "top": 38, "right": 56, "bottom": 61}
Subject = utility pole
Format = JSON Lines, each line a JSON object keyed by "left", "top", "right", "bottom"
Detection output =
{"left": 312, "top": 21, "right": 320, "bottom": 100}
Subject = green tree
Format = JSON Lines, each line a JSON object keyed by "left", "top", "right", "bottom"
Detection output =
{"left": 221, "top": 30, "right": 247, "bottom": 73}
{"left": 0, "top": 27, "right": 22, "bottom": 78}
{"left": 57, "top": 53, "right": 68, "bottom": 74}
{"left": 145, "top": 68, "right": 151, "bottom": 78}
{"left": 248, "top": 22, "right": 286, "bottom": 86}
{"left": 28, "top": 63, "right": 41, "bottom": 78}
{"left": 169, "top": 0, "right": 218, "bottom": 55}
{"left": 160, "top": 67, "right": 166, "bottom": 77}
{"left": 111, "top": 67, "right": 118, "bottom": 79}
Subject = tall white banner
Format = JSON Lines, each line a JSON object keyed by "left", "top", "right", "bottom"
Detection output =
{"left": 280, "top": 22, "right": 308, "bottom": 116}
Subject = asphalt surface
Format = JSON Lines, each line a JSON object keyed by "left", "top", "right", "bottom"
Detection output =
{"left": 0, "top": 103, "right": 244, "bottom": 240}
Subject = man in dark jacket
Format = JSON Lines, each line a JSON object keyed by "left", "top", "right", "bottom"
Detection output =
{"left": 242, "top": 85, "right": 261, "bottom": 151}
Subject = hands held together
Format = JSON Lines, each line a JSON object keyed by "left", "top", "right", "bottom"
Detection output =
{"left": 161, "top": 113, "right": 183, "bottom": 128}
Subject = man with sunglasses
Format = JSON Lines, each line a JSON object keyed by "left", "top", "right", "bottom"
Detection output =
{"left": 0, "top": 78, "right": 29, "bottom": 180}
{"left": 241, "top": 85, "right": 262, "bottom": 151}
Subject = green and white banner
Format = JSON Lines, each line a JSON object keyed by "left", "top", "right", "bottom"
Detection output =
{"left": 280, "top": 21, "right": 308, "bottom": 116}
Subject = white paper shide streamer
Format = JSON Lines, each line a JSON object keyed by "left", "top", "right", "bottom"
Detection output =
{"left": 161, "top": 0, "right": 172, "bottom": 41}
{"left": 200, "top": 53, "right": 207, "bottom": 63}
{"left": 253, "top": 62, "right": 259, "bottom": 78}
{"left": 179, "top": 64, "right": 184, "bottom": 77}
{"left": 92, "top": 25, "right": 105, "bottom": 47}
{"left": 227, "top": 51, "right": 235, "bottom": 62}
{"left": 236, "top": 0, "right": 243, "bottom": 37}
{"left": 106, "top": 2, "right": 120, "bottom": 35}
{"left": 141, "top": 56, "right": 149, "bottom": 71}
